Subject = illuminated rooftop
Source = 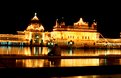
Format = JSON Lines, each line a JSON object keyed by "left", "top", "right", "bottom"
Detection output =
{"left": 31, "top": 13, "right": 39, "bottom": 21}
{"left": 26, "top": 13, "right": 44, "bottom": 32}
{"left": 74, "top": 18, "right": 88, "bottom": 26}
{"left": 53, "top": 17, "right": 97, "bottom": 32}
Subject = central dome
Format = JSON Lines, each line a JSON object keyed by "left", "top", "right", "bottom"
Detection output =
{"left": 26, "top": 13, "right": 44, "bottom": 32}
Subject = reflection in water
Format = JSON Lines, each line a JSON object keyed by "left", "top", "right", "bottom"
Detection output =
{"left": 67, "top": 48, "right": 73, "bottom": 55}
{"left": 52, "top": 74, "right": 121, "bottom": 78}
{"left": 17, "top": 58, "right": 97, "bottom": 67}
{"left": 0, "top": 59, "right": 16, "bottom": 68}
{"left": 1, "top": 46, "right": 121, "bottom": 56}
{"left": 99, "top": 58, "right": 121, "bottom": 65}
{"left": 16, "top": 58, "right": 98, "bottom": 67}
{"left": 0, "top": 46, "right": 49, "bottom": 56}
{"left": 1, "top": 47, "right": 121, "bottom": 67}
{"left": 16, "top": 59, "right": 61, "bottom": 67}
{"left": 61, "top": 59, "right": 99, "bottom": 67}
{"left": 16, "top": 59, "right": 45, "bottom": 67}
{"left": 48, "top": 58, "right": 61, "bottom": 67}
{"left": 30, "top": 47, "right": 44, "bottom": 55}
{"left": 1, "top": 47, "right": 121, "bottom": 78}
{"left": 1, "top": 58, "right": 120, "bottom": 68}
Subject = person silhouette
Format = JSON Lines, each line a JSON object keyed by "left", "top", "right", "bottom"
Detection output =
{"left": 47, "top": 44, "right": 61, "bottom": 56}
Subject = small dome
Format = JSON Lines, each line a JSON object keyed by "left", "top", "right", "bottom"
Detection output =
{"left": 26, "top": 24, "right": 44, "bottom": 31}
{"left": 39, "top": 25, "right": 44, "bottom": 31}
{"left": 26, "top": 13, "right": 45, "bottom": 32}
{"left": 74, "top": 18, "right": 88, "bottom": 26}
{"left": 26, "top": 25, "right": 33, "bottom": 31}
{"left": 31, "top": 13, "right": 39, "bottom": 21}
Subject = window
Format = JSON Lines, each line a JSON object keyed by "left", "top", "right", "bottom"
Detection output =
{"left": 82, "top": 36, "right": 84, "bottom": 39}
{"left": 85, "top": 36, "right": 87, "bottom": 39}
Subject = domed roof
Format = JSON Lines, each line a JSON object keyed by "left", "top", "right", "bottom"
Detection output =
{"left": 26, "top": 24, "right": 44, "bottom": 32}
{"left": 31, "top": 13, "right": 39, "bottom": 21}
{"left": 26, "top": 13, "right": 44, "bottom": 32}
{"left": 74, "top": 18, "right": 88, "bottom": 26}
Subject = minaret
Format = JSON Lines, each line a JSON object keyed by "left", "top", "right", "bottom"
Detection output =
{"left": 53, "top": 19, "right": 59, "bottom": 28}
{"left": 91, "top": 19, "right": 97, "bottom": 29}
{"left": 60, "top": 17, "right": 65, "bottom": 26}
{"left": 55, "top": 19, "right": 59, "bottom": 26}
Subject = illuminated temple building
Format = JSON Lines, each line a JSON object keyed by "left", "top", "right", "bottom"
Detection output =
{"left": 51, "top": 17, "right": 99, "bottom": 48}
{"left": 0, "top": 13, "right": 121, "bottom": 48}
{"left": 0, "top": 13, "right": 50, "bottom": 46}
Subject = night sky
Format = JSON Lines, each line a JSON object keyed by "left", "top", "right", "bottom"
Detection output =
{"left": 0, "top": 1, "right": 120, "bottom": 38}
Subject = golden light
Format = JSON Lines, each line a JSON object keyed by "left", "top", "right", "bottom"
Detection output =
{"left": 31, "top": 12, "right": 39, "bottom": 21}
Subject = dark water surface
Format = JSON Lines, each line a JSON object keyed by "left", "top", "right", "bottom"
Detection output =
{"left": 1, "top": 46, "right": 121, "bottom": 77}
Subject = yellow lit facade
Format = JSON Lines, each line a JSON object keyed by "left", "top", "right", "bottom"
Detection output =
{"left": 1, "top": 13, "right": 120, "bottom": 48}
{"left": 51, "top": 18, "right": 99, "bottom": 48}
{"left": 0, "top": 13, "right": 50, "bottom": 46}
{"left": 18, "top": 13, "right": 49, "bottom": 46}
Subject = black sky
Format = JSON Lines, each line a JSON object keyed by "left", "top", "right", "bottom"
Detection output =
{"left": 0, "top": 1, "right": 121, "bottom": 38}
